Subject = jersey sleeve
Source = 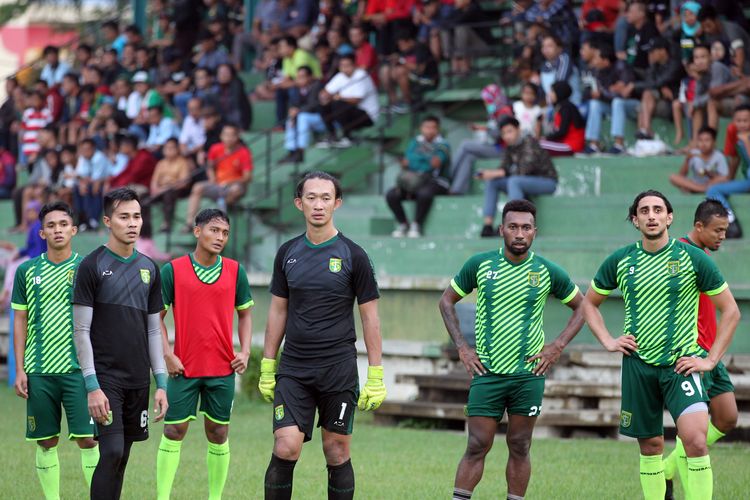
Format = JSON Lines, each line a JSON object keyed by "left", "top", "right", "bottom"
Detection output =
{"left": 235, "top": 263, "right": 254, "bottom": 310}
{"left": 269, "top": 243, "right": 290, "bottom": 298}
{"left": 148, "top": 264, "right": 164, "bottom": 314}
{"left": 691, "top": 250, "right": 728, "bottom": 296}
{"left": 72, "top": 255, "right": 99, "bottom": 306}
{"left": 591, "top": 250, "right": 622, "bottom": 296}
{"left": 160, "top": 262, "right": 174, "bottom": 309}
{"left": 451, "top": 254, "right": 481, "bottom": 297}
{"left": 10, "top": 261, "right": 30, "bottom": 310}
{"left": 351, "top": 246, "right": 379, "bottom": 305}
{"left": 546, "top": 260, "right": 579, "bottom": 304}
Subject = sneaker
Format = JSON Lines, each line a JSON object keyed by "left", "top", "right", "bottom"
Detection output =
{"left": 278, "top": 150, "right": 303, "bottom": 164}
{"left": 88, "top": 219, "right": 99, "bottom": 231}
{"left": 606, "top": 144, "right": 626, "bottom": 155}
{"left": 726, "top": 219, "right": 743, "bottom": 239}
{"left": 390, "top": 102, "right": 409, "bottom": 114}
{"left": 332, "top": 137, "right": 353, "bottom": 148}
{"left": 407, "top": 222, "right": 421, "bottom": 238}
{"left": 635, "top": 129, "right": 653, "bottom": 140}
{"left": 391, "top": 223, "right": 408, "bottom": 238}
{"left": 315, "top": 138, "right": 334, "bottom": 149}
{"left": 78, "top": 222, "right": 88, "bottom": 232}
{"left": 480, "top": 224, "right": 495, "bottom": 238}
{"left": 584, "top": 144, "right": 601, "bottom": 154}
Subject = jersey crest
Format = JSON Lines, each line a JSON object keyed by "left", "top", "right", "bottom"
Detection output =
{"left": 527, "top": 272, "right": 540, "bottom": 287}
{"left": 329, "top": 258, "right": 342, "bottom": 273}
{"left": 274, "top": 404, "right": 285, "bottom": 421}
{"left": 620, "top": 410, "right": 632, "bottom": 428}
{"left": 67, "top": 269, "right": 75, "bottom": 285}
{"left": 140, "top": 269, "right": 151, "bottom": 284}
{"left": 667, "top": 260, "right": 680, "bottom": 276}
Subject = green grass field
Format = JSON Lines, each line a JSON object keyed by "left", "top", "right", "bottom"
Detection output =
{"left": 1, "top": 387, "right": 748, "bottom": 499}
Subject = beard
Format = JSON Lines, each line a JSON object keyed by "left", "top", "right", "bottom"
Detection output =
{"left": 507, "top": 242, "right": 529, "bottom": 255}
{"left": 643, "top": 228, "right": 665, "bottom": 240}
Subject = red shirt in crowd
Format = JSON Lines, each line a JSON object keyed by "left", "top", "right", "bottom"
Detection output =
{"left": 208, "top": 143, "right": 253, "bottom": 185}
{"left": 365, "top": 0, "right": 414, "bottom": 21}
{"left": 110, "top": 149, "right": 158, "bottom": 188}
{"left": 356, "top": 42, "right": 379, "bottom": 86}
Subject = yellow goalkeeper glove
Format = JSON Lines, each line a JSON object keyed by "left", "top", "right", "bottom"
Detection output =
{"left": 258, "top": 358, "right": 277, "bottom": 403}
{"left": 357, "top": 365, "right": 386, "bottom": 411}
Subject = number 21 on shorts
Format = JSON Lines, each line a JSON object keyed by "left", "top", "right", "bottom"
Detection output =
{"left": 528, "top": 405, "right": 542, "bottom": 417}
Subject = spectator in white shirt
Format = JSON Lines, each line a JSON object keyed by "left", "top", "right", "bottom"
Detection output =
{"left": 179, "top": 97, "right": 206, "bottom": 157}
{"left": 73, "top": 138, "right": 112, "bottom": 230}
{"left": 318, "top": 54, "right": 379, "bottom": 148}
{"left": 40, "top": 45, "right": 71, "bottom": 87}
{"left": 145, "top": 105, "right": 180, "bottom": 154}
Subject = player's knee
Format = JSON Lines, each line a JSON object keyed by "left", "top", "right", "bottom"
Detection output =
{"left": 322, "top": 437, "right": 350, "bottom": 465}
{"left": 465, "top": 434, "right": 492, "bottom": 460}
{"left": 37, "top": 437, "right": 59, "bottom": 450}
{"left": 713, "top": 411, "right": 738, "bottom": 434}
{"left": 98, "top": 442, "right": 125, "bottom": 466}
{"left": 638, "top": 437, "right": 664, "bottom": 456}
{"left": 164, "top": 424, "right": 187, "bottom": 441}
{"left": 273, "top": 437, "right": 302, "bottom": 461}
{"left": 76, "top": 437, "right": 98, "bottom": 449}
{"left": 681, "top": 433, "right": 708, "bottom": 457}
{"left": 205, "top": 424, "right": 228, "bottom": 444}
{"left": 506, "top": 434, "right": 531, "bottom": 458}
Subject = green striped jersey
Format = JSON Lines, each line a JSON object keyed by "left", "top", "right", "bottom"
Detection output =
{"left": 591, "top": 239, "right": 727, "bottom": 367}
{"left": 10, "top": 253, "right": 82, "bottom": 374}
{"left": 451, "top": 249, "right": 579, "bottom": 375}
{"left": 161, "top": 254, "right": 253, "bottom": 309}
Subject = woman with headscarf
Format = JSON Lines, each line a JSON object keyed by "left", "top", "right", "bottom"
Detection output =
{"left": 539, "top": 81, "right": 585, "bottom": 156}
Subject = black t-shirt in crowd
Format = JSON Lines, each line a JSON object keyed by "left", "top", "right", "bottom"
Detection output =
{"left": 73, "top": 246, "right": 163, "bottom": 388}
{"left": 270, "top": 232, "right": 380, "bottom": 370}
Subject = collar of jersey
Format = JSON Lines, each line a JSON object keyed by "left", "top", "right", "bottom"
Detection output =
{"left": 304, "top": 232, "right": 339, "bottom": 248}
{"left": 636, "top": 238, "right": 675, "bottom": 255}
{"left": 189, "top": 252, "right": 222, "bottom": 270}
{"left": 41, "top": 252, "right": 79, "bottom": 266}
{"left": 104, "top": 245, "right": 139, "bottom": 263}
{"left": 499, "top": 248, "right": 534, "bottom": 266}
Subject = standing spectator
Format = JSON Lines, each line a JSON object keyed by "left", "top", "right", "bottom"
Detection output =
{"left": 20, "top": 90, "right": 53, "bottom": 166}
{"left": 669, "top": 126, "right": 728, "bottom": 193}
{"left": 184, "top": 124, "right": 252, "bottom": 228}
{"left": 214, "top": 63, "right": 252, "bottom": 130}
{"left": 39, "top": 46, "right": 71, "bottom": 88}
{"left": 478, "top": 117, "right": 558, "bottom": 237}
{"left": 73, "top": 138, "right": 111, "bottom": 230}
{"left": 179, "top": 97, "right": 206, "bottom": 158}
{"left": 540, "top": 81, "right": 585, "bottom": 155}
{"left": 318, "top": 54, "right": 380, "bottom": 148}
{"left": 634, "top": 37, "right": 684, "bottom": 140}
{"left": 150, "top": 137, "right": 191, "bottom": 231}
{"left": 622, "top": 1, "right": 659, "bottom": 76}
{"left": 698, "top": 5, "right": 750, "bottom": 76}
{"left": 386, "top": 115, "right": 450, "bottom": 238}
{"left": 60, "top": 73, "right": 82, "bottom": 144}
{"left": 145, "top": 105, "right": 180, "bottom": 154}
{"left": 540, "top": 34, "right": 581, "bottom": 106}
{"left": 280, "top": 66, "right": 324, "bottom": 164}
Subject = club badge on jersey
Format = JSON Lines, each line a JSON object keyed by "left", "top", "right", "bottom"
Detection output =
{"left": 67, "top": 269, "right": 75, "bottom": 285}
{"left": 140, "top": 269, "right": 151, "bottom": 284}
{"left": 667, "top": 261, "right": 680, "bottom": 276}
{"left": 528, "top": 272, "right": 540, "bottom": 287}
{"left": 329, "top": 258, "right": 342, "bottom": 273}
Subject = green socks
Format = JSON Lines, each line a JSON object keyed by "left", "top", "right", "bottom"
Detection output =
{"left": 639, "top": 454, "right": 666, "bottom": 500}
{"left": 664, "top": 437, "right": 687, "bottom": 482}
{"left": 156, "top": 435, "right": 183, "bottom": 500}
{"left": 36, "top": 446, "right": 60, "bottom": 500}
{"left": 706, "top": 421, "right": 725, "bottom": 446}
{"left": 687, "top": 455, "right": 712, "bottom": 500}
{"left": 207, "top": 441, "right": 230, "bottom": 500}
{"left": 80, "top": 446, "right": 99, "bottom": 487}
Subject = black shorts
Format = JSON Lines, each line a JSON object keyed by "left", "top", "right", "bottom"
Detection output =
{"left": 273, "top": 358, "right": 359, "bottom": 442}
{"left": 95, "top": 382, "right": 150, "bottom": 442}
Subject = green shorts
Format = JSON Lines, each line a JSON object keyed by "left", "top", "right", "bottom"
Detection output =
{"left": 26, "top": 373, "right": 94, "bottom": 441}
{"left": 466, "top": 371, "right": 545, "bottom": 420}
{"left": 620, "top": 355, "right": 708, "bottom": 438}
{"left": 164, "top": 374, "right": 235, "bottom": 425}
{"left": 703, "top": 360, "right": 735, "bottom": 399}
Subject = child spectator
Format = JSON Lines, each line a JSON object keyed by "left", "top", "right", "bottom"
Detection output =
{"left": 513, "top": 82, "right": 543, "bottom": 138}
{"left": 669, "top": 126, "right": 728, "bottom": 193}
{"left": 150, "top": 137, "right": 191, "bottom": 231}
{"left": 386, "top": 115, "right": 450, "bottom": 238}
{"left": 540, "top": 81, "right": 585, "bottom": 155}
{"left": 678, "top": 1, "right": 701, "bottom": 66}
{"left": 477, "top": 117, "right": 558, "bottom": 237}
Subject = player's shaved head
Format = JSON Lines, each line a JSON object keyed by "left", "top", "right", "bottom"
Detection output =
{"left": 627, "top": 190, "right": 672, "bottom": 221}
{"left": 295, "top": 171, "right": 342, "bottom": 200}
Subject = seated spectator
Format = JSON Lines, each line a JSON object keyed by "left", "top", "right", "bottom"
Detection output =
{"left": 525, "top": 0, "right": 580, "bottom": 52}
{"left": 698, "top": 5, "right": 750, "bottom": 76}
{"left": 194, "top": 31, "right": 231, "bottom": 72}
{"left": 36, "top": 79, "right": 62, "bottom": 124}
{"left": 677, "top": 1, "right": 701, "bottom": 66}
{"left": 214, "top": 63, "right": 253, "bottom": 130}
{"left": 0, "top": 145, "right": 14, "bottom": 199}
{"left": 179, "top": 97, "right": 206, "bottom": 158}
{"left": 513, "top": 82, "right": 543, "bottom": 138}
{"left": 478, "top": 117, "right": 557, "bottom": 237}
{"left": 59, "top": 73, "right": 82, "bottom": 144}
{"left": 318, "top": 54, "right": 380, "bottom": 148}
{"left": 198, "top": 105, "right": 226, "bottom": 166}
{"left": 350, "top": 25, "right": 379, "bottom": 86}
{"left": 53, "top": 145, "right": 77, "bottom": 206}
{"left": 633, "top": 37, "right": 683, "bottom": 140}
{"left": 412, "top": 0, "right": 443, "bottom": 61}
{"left": 11, "top": 125, "right": 59, "bottom": 231}
{"left": 73, "top": 138, "right": 112, "bottom": 230}
{"left": 381, "top": 30, "right": 439, "bottom": 114}
{"left": 108, "top": 134, "right": 158, "bottom": 192}
{"left": 280, "top": 66, "right": 324, "bottom": 164}
{"left": 40, "top": 45, "right": 71, "bottom": 88}
{"left": 580, "top": 0, "right": 621, "bottom": 37}
{"left": 584, "top": 44, "right": 637, "bottom": 154}
{"left": 20, "top": 90, "right": 53, "bottom": 166}
{"left": 540, "top": 81, "right": 585, "bottom": 155}
{"left": 706, "top": 104, "right": 750, "bottom": 238}
{"left": 449, "top": 84, "right": 511, "bottom": 195}
{"left": 540, "top": 34, "right": 581, "bottom": 106}
{"left": 689, "top": 44, "right": 737, "bottom": 139}
{"left": 185, "top": 124, "right": 252, "bottom": 228}
{"left": 669, "top": 126, "right": 728, "bottom": 193}
{"left": 145, "top": 104, "right": 180, "bottom": 154}
{"left": 324, "top": 27, "right": 355, "bottom": 82}
{"left": 151, "top": 137, "right": 192, "bottom": 232}
{"left": 277, "top": 0, "right": 317, "bottom": 39}
{"left": 0, "top": 77, "right": 19, "bottom": 153}
{"left": 362, "top": 0, "right": 415, "bottom": 58}
{"left": 386, "top": 115, "right": 450, "bottom": 238}
{"left": 442, "top": 0, "right": 494, "bottom": 76}
{"left": 621, "top": 1, "right": 659, "bottom": 76}
{"left": 274, "top": 35, "right": 322, "bottom": 126}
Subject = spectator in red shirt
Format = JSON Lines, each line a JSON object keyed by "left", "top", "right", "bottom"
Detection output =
{"left": 107, "top": 134, "right": 158, "bottom": 191}
{"left": 184, "top": 124, "right": 252, "bottom": 229}
{"left": 581, "top": 0, "right": 623, "bottom": 34}
{"left": 363, "top": 0, "right": 416, "bottom": 57}
{"left": 350, "top": 25, "right": 379, "bottom": 86}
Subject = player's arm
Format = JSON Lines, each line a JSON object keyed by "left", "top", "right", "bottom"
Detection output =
{"left": 231, "top": 308, "right": 252, "bottom": 374}
{"left": 528, "top": 291, "right": 585, "bottom": 375}
{"left": 581, "top": 288, "right": 638, "bottom": 355}
{"left": 73, "top": 304, "right": 110, "bottom": 425}
{"left": 258, "top": 294, "right": 287, "bottom": 402}
{"left": 439, "top": 287, "right": 486, "bottom": 375}
{"left": 159, "top": 263, "right": 183, "bottom": 376}
{"left": 676, "top": 288, "right": 741, "bottom": 375}
{"left": 148, "top": 312, "right": 168, "bottom": 421}
{"left": 12, "top": 309, "right": 28, "bottom": 398}
{"left": 359, "top": 299, "right": 382, "bottom": 366}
